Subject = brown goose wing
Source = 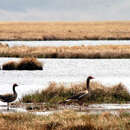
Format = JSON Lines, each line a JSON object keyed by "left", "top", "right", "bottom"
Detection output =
{"left": 0, "top": 94, "right": 16, "bottom": 102}
{"left": 66, "top": 90, "right": 88, "bottom": 101}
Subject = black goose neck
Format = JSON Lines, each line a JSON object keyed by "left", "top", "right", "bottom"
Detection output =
{"left": 86, "top": 78, "right": 90, "bottom": 90}
{"left": 13, "top": 85, "right": 17, "bottom": 95}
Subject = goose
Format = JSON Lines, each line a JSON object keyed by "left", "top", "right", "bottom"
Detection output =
{"left": 60, "top": 76, "right": 94, "bottom": 105}
{"left": 0, "top": 83, "right": 18, "bottom": 110}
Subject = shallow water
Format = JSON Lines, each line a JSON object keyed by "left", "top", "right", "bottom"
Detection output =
{"left": 1, "top": 40, "right": 130, "bottom": 47}
{"left": 0, "top": 104, "right": 130, "bottom": 115}
{"left": 0, "top": 40, "right": 130, "bottom": 113}
{"left": 0, "top": 57, "right": 130, "bottom": 106}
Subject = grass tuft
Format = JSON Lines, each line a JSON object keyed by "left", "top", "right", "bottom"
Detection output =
{"left": 22, "top": 82, "right": 130, "bottom": 104}
{"left": 2, "top": 57, "right": 43, "bottom": 70}
{"left": 2, "top": 61, "right": 17, "bottom": 70}
{"left": 17, "top": 57, "right": 43, "bottom": 70}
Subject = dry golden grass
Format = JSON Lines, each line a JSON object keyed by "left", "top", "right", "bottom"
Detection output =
{"left": 17, "top": 57, "right": 43, "bottom": 70}
{"left": 0, "top": 21, "right": 130, "bottom": 40}
{"left": 1, "top": 44, "right": 130, "bottom": 58}
{"left": 22, "top": 81, "right": 130, "bottom": 104}
{"left": 0, "top": 111, "right": 129, "bottom": 130}
{"left": 2, "top": 61, "right": 17, "bottom": 70}
{"left": 2, "top": 57, "right": 43, "bottom": 70}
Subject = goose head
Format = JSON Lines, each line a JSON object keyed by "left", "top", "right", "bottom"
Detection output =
{"left": 87, "top": 76, "right": 94, "bottom": 80}
{"left": 13, "top": 83, "right": 18, "bottom": 87}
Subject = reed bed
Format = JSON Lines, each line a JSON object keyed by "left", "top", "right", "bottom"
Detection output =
{"left": 0, "top": 111, "right": 129, "bottom": 130}
{"left": 0, "top": 21, "right": 130, "bottom": 40}
{"left": 1, "top": 44, "right": 130, "bottom": 58}
{"left": 22, "top": 81, "right": 130, "bottom": 104}
{"left": 2, "top": 57, "right": 43, "bottom": 70}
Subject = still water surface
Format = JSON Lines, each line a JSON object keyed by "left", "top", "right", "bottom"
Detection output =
{"left": 0, "top": 40, "right": 130, "bottom": 111}
{"left": 0, "top": 58, "right": 129, "bottom": 103}
{"left": 1, "top": 40, "right": 130, "bottom": 47}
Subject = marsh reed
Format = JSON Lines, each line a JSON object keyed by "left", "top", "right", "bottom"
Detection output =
{"left": 22, "top": 81, "right": 130, "bottom": 104}
{"left": 1, "top": 44, "right": 130, "bottom": 58}
{"left": 2, "top": 57, "right": 43, "bottom": 70}
{"left": 0, "top": 111, "right": 129, "bottom": 130}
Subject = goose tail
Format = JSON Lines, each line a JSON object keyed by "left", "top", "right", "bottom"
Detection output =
{"left": 59, "top": 99, "right": 71, "bottom": 104}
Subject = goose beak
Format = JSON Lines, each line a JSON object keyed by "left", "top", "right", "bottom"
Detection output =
{"left": 88, "top": 76, "right": 95, "bottom": 79}
{"left": 90, "top": 76, "right": 94, "bottom": 79}
{"left": 13, "top": 83, "right": 18, "bottom": 87}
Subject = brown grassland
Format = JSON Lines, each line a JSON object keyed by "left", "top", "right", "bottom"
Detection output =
{"left": 0, "top": 21, "right": 130, "bottom": 40}
{"left": 1, "top": 43, "right": 130, "bottom": 58}
{"left": 1, "top": 21, "right": 130, "bottom": 130}
{"left": 18, "top": 82, "right": 130, "bottom": 130}
{"left": 0, "top": 111, "right": 130, "bottom": 130}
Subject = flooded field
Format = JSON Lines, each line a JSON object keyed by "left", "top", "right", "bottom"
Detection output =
{"left": 0, "top": 57, "right": 130, "bottom": 112}
{"left": 0, "top": 103, "right": 130, "bottom": 115}
{"left": 0, "top": 40, "right": 130, "bottom": 113}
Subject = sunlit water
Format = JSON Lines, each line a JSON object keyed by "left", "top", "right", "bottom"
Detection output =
{"left": 1, "top": 40, "right": 130, "bottom": 47}
{"left": 0, "top": 40, "right": 130, "bottom": 112}
{"left": 0, "top": 104, "right": 130, "bottom": 115}
{"left": 0, "top": 57, "right": 130, "bottom": 103}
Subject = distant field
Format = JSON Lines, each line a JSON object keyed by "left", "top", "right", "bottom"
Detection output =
{"left": 0, "top": 21, "right": 130, "bottom": 40}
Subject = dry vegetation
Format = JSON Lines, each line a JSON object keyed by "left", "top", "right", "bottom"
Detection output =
{"left": 2, "top": 57, "right": 43, "bottom": 70}
{"left": 0, "top": 111, "right": 129, "bottom": 130}
{"left": 0, "top": 21, "right": 130, "bottom": 40}
{"left": 22, "top": 81, "right": 130, "bottom": 104}
{"left": 1, "top": 44, "right": 130, "bottom": 58}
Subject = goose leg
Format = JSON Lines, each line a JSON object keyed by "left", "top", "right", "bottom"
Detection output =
{"left": 7, "top": 103, "right": 9, "bottom": 110}
{"left": 79, "top": 102, "right": 83, "bottom": 111}
{"left": 79, "top": 106, "right": 82, "bottom": 111}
